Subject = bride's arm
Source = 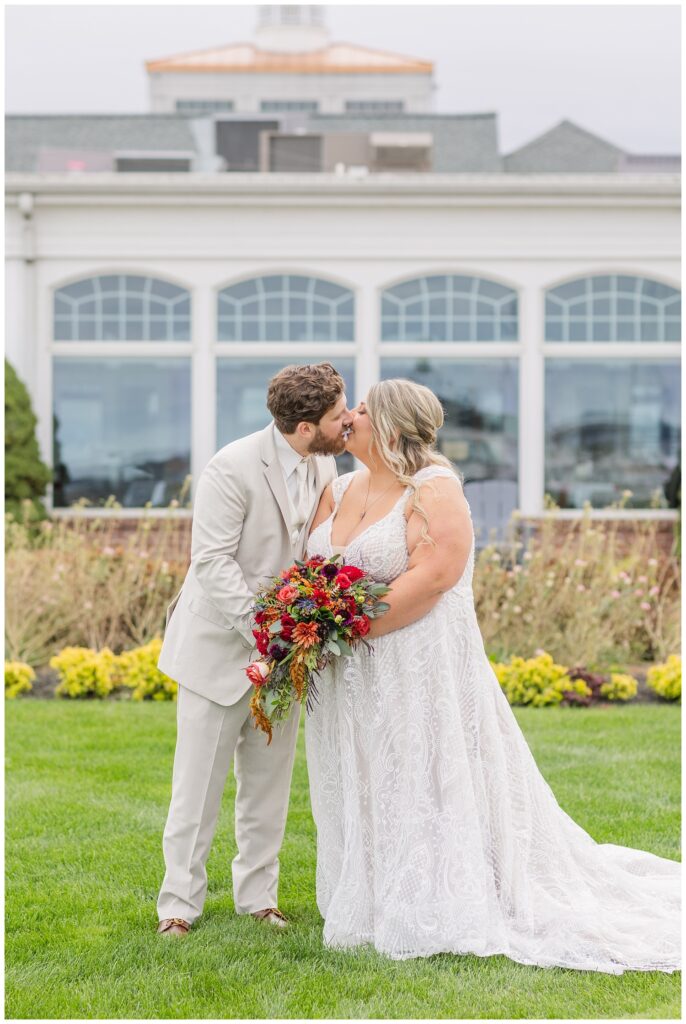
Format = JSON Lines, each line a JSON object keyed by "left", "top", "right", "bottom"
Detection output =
{"left": 367, "top": 476, "right": 473, "bottom": 638}
{"left": 308, "top": 482, "right": 335, "bottom": 536}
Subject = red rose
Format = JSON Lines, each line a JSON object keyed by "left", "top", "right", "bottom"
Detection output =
{"left": 280, "top": 613, "right": 297, "bottom": 640}
{"left": 352, "top": 616, "right": 371, "bottom": 636}
{"left": 277, "top": 585, "right": 299, "bottom": 604}
{"left": 254, "top": 610, "right": 267, "bottom": 625}
{"left": 341, "top": 565, "right": 365, "bottom": 582}
{"left": 337, "top": 573, "right": 352, "bottom": 590}
{"left": 253, "top": 628, "right": 270, "bottom": 656}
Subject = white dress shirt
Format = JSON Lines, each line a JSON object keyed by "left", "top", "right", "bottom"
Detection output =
{"left": 273, "top": 424, "right": 314, "bottom": 538}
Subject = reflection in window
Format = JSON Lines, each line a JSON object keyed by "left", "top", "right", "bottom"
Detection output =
{"left": 54, "top": 275, "right": 191, "bottom": 341}
{"left": 176, "top": 100, "right": 234, "bottom": 112}
{"left": 545, "top": 275, "right": 681, "bottom": 342}
{"left": 218, "top": 275, "right": 354, "bottom": 342}
{"left": 217, "top": 359, "right": 355, "bottom": 474}
{"left": 381, "top": 276, "right": 518, "bottom": 342}
{"left": 381, "top": 359, "right": 519, "bottom": 543}
{"left": 345, "top": 101, "right": 405, "bottom": 112}
{"left": 53, "top": 359, "right": 191, "bottom": 507}
{"left": 260, "top": 100, "right": 319, "bottom": 112}
{"left": 545, "top": 360, "right": 680, "bottom": 508}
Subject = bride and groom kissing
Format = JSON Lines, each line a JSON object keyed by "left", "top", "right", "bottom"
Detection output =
{"left": 155, "top": 362, "right": 680, "bottom": 974}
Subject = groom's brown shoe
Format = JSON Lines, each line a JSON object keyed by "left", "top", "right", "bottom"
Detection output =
{"left": 157, "top": 917, "right": 191, "bottom": 936}
{"left": 251, "top": 907, "right": 288, "bottom": 928}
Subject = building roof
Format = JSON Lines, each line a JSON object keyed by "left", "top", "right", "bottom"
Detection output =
{"left": 5, "top": 115, "right": 198, "bottom": 173}
{"left": 5, "top": 113, "right": 679, "bottom": 176}
{"left": 145, "top": 41, "right": 433, "bottom": 75}
{"left": 503, "top": 119, "right": 626, "bottom": 173}
{"left": 310, "top": 112, "right": 502, "bottom": 172}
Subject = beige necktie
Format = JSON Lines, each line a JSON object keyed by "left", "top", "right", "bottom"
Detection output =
{"left": 292, "top": 459, "right": 310, "bottom": 531}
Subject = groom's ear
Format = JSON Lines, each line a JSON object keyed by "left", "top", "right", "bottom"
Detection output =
{"left": 296, "top": 420, "right": 315, "bottom": 440}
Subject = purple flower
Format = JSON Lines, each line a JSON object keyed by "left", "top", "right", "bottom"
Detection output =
{"left": 322, "top": 563, "right": 340, "bottom": 580}
{"left": 268, "top": 643, "right": 289, "bottom": 662}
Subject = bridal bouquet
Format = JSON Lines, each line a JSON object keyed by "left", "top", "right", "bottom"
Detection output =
{"left": 245, "top": 554, "right": 390, "bottom": 743}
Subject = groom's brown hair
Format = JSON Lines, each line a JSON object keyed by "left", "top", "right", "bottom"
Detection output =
{"left": 267, "top": 362, "right": 345, "bottom": 433}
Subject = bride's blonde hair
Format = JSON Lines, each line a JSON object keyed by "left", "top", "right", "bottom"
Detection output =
{"left": 365, "top": 379, "right": 462, "bottom": 547}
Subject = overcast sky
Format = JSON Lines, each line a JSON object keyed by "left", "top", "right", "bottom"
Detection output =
{"left": 4, "top": 3, "right": 681, "bottom": 153}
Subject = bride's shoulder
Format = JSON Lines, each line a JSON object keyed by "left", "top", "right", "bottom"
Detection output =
{"left": 331, "top": 469, "right": 359, "bottom": 501}
{"left": 412, "top": 463, "right": 463, "bottom": 488}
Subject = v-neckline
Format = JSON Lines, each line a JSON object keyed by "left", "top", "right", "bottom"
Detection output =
{"left": 328, "top": 472, "right": 409, "bottom": 551}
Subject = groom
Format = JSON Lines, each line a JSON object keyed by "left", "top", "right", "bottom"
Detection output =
{"left": 156, "top": 362, "right": 351, "bottom": 935}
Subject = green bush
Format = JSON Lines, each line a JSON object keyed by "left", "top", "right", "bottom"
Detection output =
{"left": 5, "top": 360, "right": 52, "bottom": 522}
{"left": 50, "top": 646, "right": 118, "bottom": 699}
{"left": 5, "top": 661, "right": 35, "bottom": 699}
{"left": 491, "top": 651, "right": 593, "bottom": 707}
{"left": 600, "top": 672, "right": 638, "bottom": 702}
{"left": 646, "top": 655, "right": 681, "bottom": 701}
{"left": 115, "top": 638, "right": 177, "bottom": 701}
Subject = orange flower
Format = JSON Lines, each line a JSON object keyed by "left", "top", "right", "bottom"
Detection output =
{"left": 292, "top": 621, "right": 319, "bottom": 649}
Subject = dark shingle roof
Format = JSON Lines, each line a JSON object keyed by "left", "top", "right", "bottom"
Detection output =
{"left": 503, "top": 119, "right": 625, "bottom": 173}
{"left": 5, "top": 115, "right": 197, "bottom": 172}
{"left": 308, "top": 112, "right": 502, "bottom": 172}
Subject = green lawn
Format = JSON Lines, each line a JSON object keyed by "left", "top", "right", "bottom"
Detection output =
{"left": 6, "top": 701, "right": 681, "bottom": 1020}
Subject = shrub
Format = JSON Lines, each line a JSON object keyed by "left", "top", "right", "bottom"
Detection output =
{"left": 5, "top": 360, "right": 52, "bottom": 522}
{"left": 646, "top": 655, "right": 682, "bottom": 702}
{"left": 114, "top": 638, "right": 177, "bottom": 701}
{"left": 50, "top": 646, "right": 118, "bottom": 699}
{"left": 600, "top": 672, "right": 638, "bottom": 702}
{"left": 491, "top": 651, "right": 592, "bottom": 707}
{"left": 48, "top": 640, "right": 177, "bottom": 701}
{"left": 474, "top": 498, "right": 680, "bottom": 668}
{"left": 5, "top": 506, "right": 189, "bottom": 667}
{"left": 5, "top": 661, "right": 35, "bottom": 699}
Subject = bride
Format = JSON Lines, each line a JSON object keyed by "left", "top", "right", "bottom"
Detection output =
{"left": 305, "top": 377, "right": 680, "bottom": 974}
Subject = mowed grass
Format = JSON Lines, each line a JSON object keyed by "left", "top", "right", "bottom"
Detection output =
{"left": 6, "top": 701, "right": 681, "bottom": 1020}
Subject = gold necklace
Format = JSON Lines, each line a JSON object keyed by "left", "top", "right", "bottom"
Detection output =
{"left": 359, "top": 476, "right": 400, "bottom": 521}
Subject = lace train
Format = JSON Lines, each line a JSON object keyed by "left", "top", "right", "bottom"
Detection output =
{"left": 305, "top": 467, "right": 681, "bottom": 972}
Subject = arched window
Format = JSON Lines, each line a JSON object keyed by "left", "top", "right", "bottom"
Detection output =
{"left": 381, "top": 275, "right": 518, "bottom": 342}
{"left": 53, "top": 275, "right": 191, "bottom": 341}
{"left": 545, "top": 275, "right": 680, "bottom": 342}
{"left": 217, "top": 274, "right": 354, "bottom": 342}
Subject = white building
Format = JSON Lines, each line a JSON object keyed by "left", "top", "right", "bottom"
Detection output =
{"left": 147, "top": 6, "right": 434, "bottom": 117}
{"left": 5, "top": 171, "right": 680, "bottom": 540}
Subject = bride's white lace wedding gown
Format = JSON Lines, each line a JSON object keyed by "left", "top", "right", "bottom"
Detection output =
{"left": 305, "top": 465, "right": 681, "bottom": 973}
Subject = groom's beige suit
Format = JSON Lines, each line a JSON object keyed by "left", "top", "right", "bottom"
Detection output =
{"left": 156, "top": 421, "right": 337, "bottom": 923}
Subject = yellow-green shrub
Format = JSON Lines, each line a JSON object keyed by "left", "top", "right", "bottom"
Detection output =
{"left": 5, "top": 660, "right": 35, "bottom": 698}
{"left": 50, "top": 646, "right": 117, "bottom": 698}
{"left": 600, "top": 672, "right": 638, "bottom": 701}
{"left": 115, "top": 638, "right": 177, "bottom": 701}
{"left": 646, "top": 655, "right": 682, "bottom": 701}
{"left": 491, "top": 651, "right": 592, "bottom": 707}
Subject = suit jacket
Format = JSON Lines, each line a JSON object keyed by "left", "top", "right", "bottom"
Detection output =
{"left": 157, "top": 422, "right": 337, "bottom": 706}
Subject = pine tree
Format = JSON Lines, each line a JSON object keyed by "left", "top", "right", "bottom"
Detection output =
{"left": 5, "top": 359, "right": 52, "bottom": 520}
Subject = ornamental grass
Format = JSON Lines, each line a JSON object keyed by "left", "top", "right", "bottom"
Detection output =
{"left": 5, "top": 496, "right": 189, "bottom": 667}
{"left": 474, "top": 498, "right": 679, "bottom": 669}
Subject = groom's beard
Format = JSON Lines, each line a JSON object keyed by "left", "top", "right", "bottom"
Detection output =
{"left": 306, "top": 426, "right": 347, "bottom": 456}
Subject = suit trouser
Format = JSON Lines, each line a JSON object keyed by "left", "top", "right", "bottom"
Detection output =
{"left": 157, "top": 683, "right": 301, "bottom": 923}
